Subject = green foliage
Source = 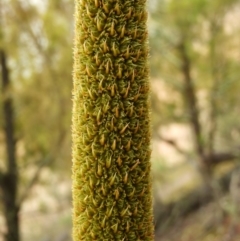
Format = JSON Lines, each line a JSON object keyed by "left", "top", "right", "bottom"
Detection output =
{"left": 0, "top": 0, "right": 74, "bottom": 223}
{"left": 72, "top": 0, "right": 154, "bottom": 240}
{"left": 149, "top": 0, "right": 240, "bottom": 151}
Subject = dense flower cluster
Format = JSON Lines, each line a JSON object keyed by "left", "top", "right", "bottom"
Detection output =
{"left": 72, "top": 0, "right": 153, "bottom": 240}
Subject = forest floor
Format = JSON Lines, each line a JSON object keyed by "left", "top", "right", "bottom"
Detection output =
{"left": 155, "top": 197, "right": 240, "bottom": 241}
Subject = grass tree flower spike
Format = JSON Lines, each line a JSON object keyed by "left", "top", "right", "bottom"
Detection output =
{"left": 72, "top": 0, "right": 154, "bottom": 240}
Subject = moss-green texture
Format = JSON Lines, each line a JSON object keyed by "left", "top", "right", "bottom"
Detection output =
{"left": 72, "top": 0, "right": 154, "bottom": 240}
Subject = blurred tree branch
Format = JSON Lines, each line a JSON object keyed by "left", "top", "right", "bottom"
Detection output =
{"left": 154, "top": 132, "right": 188, "bottom": 156}
{"left": 208, "top": 17, "right": 224, "bottom": 157}
{"left": 17, "top": 156, "right": 51, "bottom": 206}
{"left": 177, "top": 39, "right": 205, "bottom": 161}
{"left": 155, "top": 132, "right": 237, "bottom": 167}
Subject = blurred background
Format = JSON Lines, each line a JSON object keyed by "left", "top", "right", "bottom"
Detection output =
{"left": 0, "top": 0, "right": 240, "bottom": 241}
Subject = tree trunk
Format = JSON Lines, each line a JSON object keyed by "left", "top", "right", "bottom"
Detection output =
{"left": 0, "top": 49, "right": 20, "bottom": 241}
{"left": 2, "top": 174, "right": 19, "bottom": 241}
